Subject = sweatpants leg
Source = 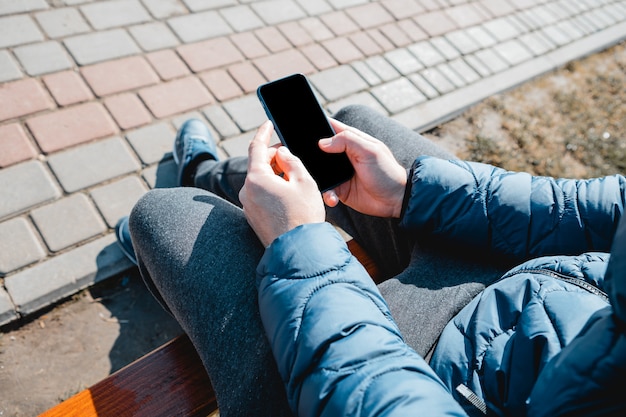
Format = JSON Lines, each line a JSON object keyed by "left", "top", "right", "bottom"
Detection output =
{"left": 129, "top": 188, "right": 292, "bottom": 417}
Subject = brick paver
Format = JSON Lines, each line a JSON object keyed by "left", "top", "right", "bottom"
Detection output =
{"left": 81, "top": 56, "right": 160, "bottom": 97}
{"left": 146, "top": 49, "right": 191, "bottom": 80}
{"left": 0, "top": 78, "right": 54, "bottom": 122}
{"left": 34, "top": 8, "right": 90, "bottom": 38}
{"left": 177, "top": 37, "right": 244, "bottom": 72}
{"left": 13, "top": 41, "right": 73, "bottom": 76}
{"left": 105, "top": 93, "right": 153, "bottom": 130}
{"left": 0, "top": 160, "right": 60, "bottom": 221}
{"left": 0, "top": 124, "right": 38, "bottom": 168}
{"left": 90, "top": 176, "right": 148, "bottom": 228}
{"left": 27, "top": 102, "right": 118, "bottom": 153}
{"left": 1, "top": 0, "right": 625, "bottom": 328}
{"left": 0, "top": 50, "right": 22, "bottom": 82}
{"left": 30, "top": 193, "right": 107, "bottom": 252}
{"left": 0, "top": 217, "right": 46, "bottom": 275}
{"left": 125, "top": 121, "right": 177, "bottom": 164}
{"left": 0, "top": 15, "right": 43, "bottom": 48}
{"left": 64, "top": 29, "right": 141, "bottom": 65}
{"left": 139, "top": 76, "right": 214, "bottom": 118}
{"left": 47, "top": 136, "right": 140, "bottom": 193}
{"left": 42, "top": 70, "right": 94, "bottom": 107}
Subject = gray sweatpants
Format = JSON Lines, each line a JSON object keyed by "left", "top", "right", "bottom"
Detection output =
{"left": 129, "top": 105, "right": 503, "bottom": 416}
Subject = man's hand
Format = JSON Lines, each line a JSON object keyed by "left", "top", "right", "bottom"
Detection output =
{"left": 239, "top": 121, "right": 326, "bottom": 247}
{"left": 320, "top": 119, "right": 407, "bottom": 218}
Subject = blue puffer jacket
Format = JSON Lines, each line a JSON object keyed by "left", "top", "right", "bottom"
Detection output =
{"left": 256, "top": 156, "right": 626, "bottom": 417}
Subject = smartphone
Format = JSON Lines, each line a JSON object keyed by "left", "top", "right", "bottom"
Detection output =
{"left": 257, "top": 73, "right": 354, "bottom": 192}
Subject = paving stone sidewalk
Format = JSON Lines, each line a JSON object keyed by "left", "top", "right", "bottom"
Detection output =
{"left": 1, "top": 0, "right": 625, "bottom": 327}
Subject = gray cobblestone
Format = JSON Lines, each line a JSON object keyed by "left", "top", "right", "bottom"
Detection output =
{"left": 408, "top": 72, "right": 439, "bottom": 99}
{"left": 220, "top": 5, "right": 264, "bottom": 32}
{"left": 326, "top": 92, "right": 387, "bottom": 115}
{"left": 436, "top": 62, "right": 465, "bottom": 88}
{"left": 64, "top": 29, "right": 141, "bottom": 65}
{"left": 5, "top": 234, "right": 133, "bottom": 316}
{"left": 606, "top": 3, "right": 626, "bottom": 20}
{"left": 350, "top": 61, "right": 382, "bottom": 86}
{"left": 541, "top": 25, "right": 571, "bottom": 47}
{"left": 463, "top": 54, "right": 492, "bottom": 77}
{"left": 515, "top": 9, "right": 544, "bottom": 31}
{"left": 129, "top": 22, "right": 180, "bottom": 51}
{"left": 448, "top": 58, "right": 480, "bottom": 84}
{"left": 0, "top": 50, "right": 22, "bottom": 82}
{"left": 0, "top": 288, "right": 16, "bottom": 327}
{"left": 251, "top": 0, "right": 306, "bottom": 25}
{"left": 0, "top": 0, "right": 47, "bottom": 15}
{"left": 572, "top": 14, "right": 598, "bottom": 35}
{"left": 420, "top": 67, "right": 455, "bottom": 94}
{"left": 429, "top": 37, "right": 460, "bottom": 60}
{"left": 203, "top": 105, "right": 241, "bottom": 139}
{"left": 362, "top": 56, "right": 400, "bottom": 82}
{"left": 585, "top": 9, "right": 611, "bottom": 28}
{"left": 445, "top": 30, "right": 481, "bottom": 55}
{"left": 519, "top": 31, "right": 554, "bottom": 56}
{"left": 309, "top": 65, "right": 369, "bottom": 101}
{"left": 327, "top": 0, "right": 368, "bottom": 9}
{"left": 532, "top": 5, "right": 559, "bottom": 25}
{"left": 167, "top": 10, "right": 233, "bottom": 43}
{"left": 543, "top": 1, "right": 573, "bottom": 20}
{"left": 81, "top": 0, "right": 151, "bottom": 30}
{"left": 384, "top": 48, "right": 424, "bottom": 75}
{"left": 14, "top": 41, "right": 73, "bottom": 76}
{"left": 222, "top": 95, "right": 267, "bottom": 131}
{"left": 142, "top": 159, "right": 178, "bottom": 189}
{"left": 473, "top": 48, "right": 510, "bottom": 73}
{"left": 0, "top": 161, "right": 60, "bottom": 221}
{"left": 0, "top": 15, "right": 44, "bottom": 49}
{"left": 34, "top": 8, "right": 91, "bottom": 39}
{"left": 409, "top": 40, "right": 446, "bottom": 67}
{"left": 90, "top": 175, "right": 148, "bottom": 227}
{"left": 482, "top": 17, "right": 523, "bottom": 42}
{"left": 0, "top": 217, "right": 46, "bottom": 276}
{"left": 31, "top": 193, "right": 106, "bottom": 253}
{"left": 558, "top": 20, "right": 585, "bottom": 41}
{"left": 126, "top": 122, "right": 176, "bottom": 164}
{"left": 48, "top": 137, "right": 141, "bottom": 193}
{"left": 142, "top": 0, "right": 188, "bottom": 18}
{"left": 182, "top": 0, "right": 237, "bottom": 11}
{"left": 493, "top": 40, "right": 533, "bottom": 66}
{"left": 221, "top": 131, "right": 256, "bottom": 158}
{"left": 370, "top": 77, "right": 426, "bottom": 113}
{"left": 295, "top": 0, "right": 333, "bottom": 15}
{"left": 63, "top": 0, "right": 94, "bottom": 4}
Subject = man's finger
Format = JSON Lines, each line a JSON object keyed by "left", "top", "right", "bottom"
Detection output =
{"left": 248, "top": 121, "right": 274, "bottom": 173}
{"left": 274, "top": 146, "right": 308, "bottom": 181}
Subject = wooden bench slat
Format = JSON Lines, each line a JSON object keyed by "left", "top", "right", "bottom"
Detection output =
{"left": 41, "top": 238, "right": 377, "bottom": 417}
{"left": 40, "top": 335, "right": 217, "bottom": 417}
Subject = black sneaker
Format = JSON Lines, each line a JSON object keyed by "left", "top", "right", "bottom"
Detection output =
{"left": 115, "top": 216, "right": 138, "bottom": 266}
{"left": 174, "top": 119, "right": 219, "bottom": 187}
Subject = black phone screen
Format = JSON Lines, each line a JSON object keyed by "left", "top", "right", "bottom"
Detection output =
{"left": 257, "top": 73, "right": 354, "bottom": 191}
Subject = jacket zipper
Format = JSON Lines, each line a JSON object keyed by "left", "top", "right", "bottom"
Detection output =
{"left": 499, "top": 268, "right": 609, "bottom": 303}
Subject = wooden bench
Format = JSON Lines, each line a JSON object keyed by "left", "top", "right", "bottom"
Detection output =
{"left": 40, "top": 239, "right": 380, "bottom": 417}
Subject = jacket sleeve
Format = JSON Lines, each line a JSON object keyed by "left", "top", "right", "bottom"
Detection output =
{"left": 400, "top": 156, "right": 626, "bottom": 260}
{"left": 256, "top": 222, "right": 467, "bottom": 417}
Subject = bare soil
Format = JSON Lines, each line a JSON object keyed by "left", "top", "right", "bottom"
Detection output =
{"left": 1, "top": 40, "right": 625, "bottom": 417}
{"left": 426, "top": 41, "right": 626, "bottom": 179}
